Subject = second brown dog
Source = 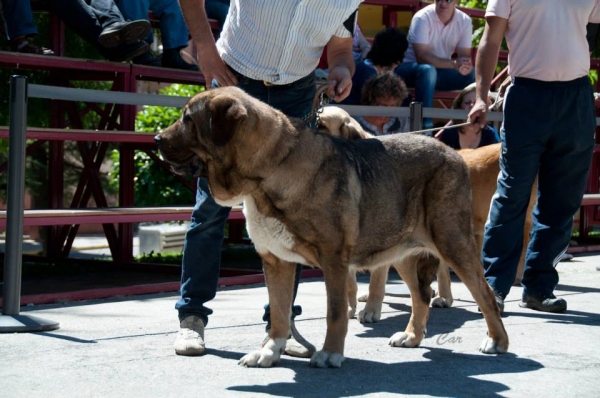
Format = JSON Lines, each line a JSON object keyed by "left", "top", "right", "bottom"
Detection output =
{"left": 318, "top": 106, "right": 534, "bottom": 321}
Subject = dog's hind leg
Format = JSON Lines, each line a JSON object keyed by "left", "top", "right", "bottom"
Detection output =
{"left": 431, "top": 261, "right": 453, "bottom": 308}
{"left": 239, "top": 252, "right": 295, "bottom": 368}
{"left": 426, "top": 159, "right": 508, "bottom": 354}
{"left": 389, "top": 252, "right": 437, "bottom": 348}
{"left": 435, "top": 232, "right": 509, "bottom": 354}
{"left": 358, "top": 265, "right": 389, "bottom": 323}
{"left": 347, "top": 268, "right": 358, "bottom": 319}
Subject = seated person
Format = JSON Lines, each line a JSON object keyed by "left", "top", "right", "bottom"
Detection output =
{"left": 180, "top": 0, "right": 231, "bottom": 68}
{"left": 343, "top": 27, "right": 408, "bottom": 105}
{"left": 355, "top": 73, "right": 410, "bottom": 136}
{"left": 394, "top": 0, "right": 474, "bottom": 129}
{"left": 352, "top": 24, "right": 371, "bottom": 63}
{"left": 114, "top": 0, "right": 199, "bottom": 70}
{"left": 2, "top": 0, "right": 151, "bottom": 62}
{"left": 1, "top": 0, "right": 53, "bottom": 54}
{"left": 437, "top": 83, "right": 499, "bottom": 149}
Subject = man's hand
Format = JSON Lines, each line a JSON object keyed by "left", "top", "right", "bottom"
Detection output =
{"left": 457, "top": 57, "right": 473, "bottom": 76}
{"left": 327, "top": 66, "right": 353, "bottom": 102}
{"left": 196, "top": 43, "right": 237, "bottom": 88}
{"left": 468, "top": 99, "right": 488, "bottom": 129}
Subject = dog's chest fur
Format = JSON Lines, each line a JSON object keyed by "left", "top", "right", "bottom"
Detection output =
{"left": 243, "top": 197, "right": 309, "bottom": 265}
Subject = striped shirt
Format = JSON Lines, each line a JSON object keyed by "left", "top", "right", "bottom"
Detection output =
{"left": 216, "top": 0, "right": 363, "bottom": 85}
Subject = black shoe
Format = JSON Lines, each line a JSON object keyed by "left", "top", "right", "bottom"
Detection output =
{"left": 132, "top": 49, "right": 161, "bottom": 67}
{"left": 161, "top": 48, "right": 200, "bottom": 71}
{"left": 519, "top": 293, "right": 567, "bottom": 313}
{"left": 98, "top": 19, "right": 151, "bottom": 48}
{"left": 495, "top": 292, "right": 505, "bottom": 314}
{"left": 478, "top": 291, "right": 505, "bottom": 315}
{"left": 104, "top": 41, "right": 150, "bottom": 63}
{"left": 10, "top": 38, "right": 54, "bottom": 55}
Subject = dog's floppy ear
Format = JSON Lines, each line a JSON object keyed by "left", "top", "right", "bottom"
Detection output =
{"left": 340, "top": 119, "right": 374, "bottom": 140}
{"left": 208, "top": 94, "right": 248, "bottom": 146}
{"left": 319, "top": 106, "right": 374, "bottom": 141}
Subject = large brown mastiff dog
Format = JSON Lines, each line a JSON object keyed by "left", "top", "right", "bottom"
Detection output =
{"left": 155, "top": 87, "right": 508, "bottom": 368}
{"left": 319, "top": 107, "right": 534, "bottom": 321}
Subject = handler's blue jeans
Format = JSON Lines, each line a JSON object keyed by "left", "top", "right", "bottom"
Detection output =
{"left": 394, "top": 62, "right": 475, "bottom": 128}
{"left": 483, "top": 76, "right": 596, "bottom": 299}
{"left": 176, "top": 71, "right": 316, "bottom": 328}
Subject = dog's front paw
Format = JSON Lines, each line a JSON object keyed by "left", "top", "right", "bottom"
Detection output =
{"left": 358, "top": 306, "right": 381, "bottom": 323}
{"left": 389, "top": 331, "right": 423, "bottom": 348}
{"left": 309, "top": 350, "right": 345, "bottom": 368}
{"left": 238, "top": 338, "right": 285, "bottom": 367}
{"left": 431, "top": 295, "right": 453, "bottom": 308}
{"left": 357, "top": 293, "right": 368, "bottom": 303}
{"left": 479, "top": 337, "right": 508, "bottom": 354}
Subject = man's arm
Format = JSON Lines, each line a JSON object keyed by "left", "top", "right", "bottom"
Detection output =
{"left": 413, "top": 43, "right": 456, "bottom": 69}
{"left": 178, "top": 0, "right": 236, "bottom": 86}
{"left": 326, "top": 35, "right": 355, "bottom": 102}
{"left": 468, "top": 16, "right": 508, "bottom": 127}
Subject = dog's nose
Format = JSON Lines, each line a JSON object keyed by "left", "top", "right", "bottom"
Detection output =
{"left": 154, "top": 135, "right": 161, "bottom": 146}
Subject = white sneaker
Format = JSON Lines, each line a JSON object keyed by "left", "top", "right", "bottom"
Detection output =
{"left": 174, "top": 316, "right": 206, "bottom": 356}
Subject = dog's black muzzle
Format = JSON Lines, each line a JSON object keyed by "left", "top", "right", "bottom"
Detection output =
{"left": 154, "top": 135, "right": 206, "bottom": 178}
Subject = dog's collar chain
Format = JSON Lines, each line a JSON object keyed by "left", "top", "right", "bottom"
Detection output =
{"left": 305, "top": 86, "right": 333, "bottom": 127}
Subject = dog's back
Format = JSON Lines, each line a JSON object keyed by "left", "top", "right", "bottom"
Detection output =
{"left": 326, "top": 132, "right": 473, "bottom": 268}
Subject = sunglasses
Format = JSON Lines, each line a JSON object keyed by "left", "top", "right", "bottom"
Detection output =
{"left": 436, "top": 0, "right": 455, "bottom": 3}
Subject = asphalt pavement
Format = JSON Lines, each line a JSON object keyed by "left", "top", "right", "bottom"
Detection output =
{"left": 1, "top": 253, "right": 599, "bottom": 398}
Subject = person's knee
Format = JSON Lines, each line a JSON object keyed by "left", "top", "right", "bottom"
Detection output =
{"left": 417, "top": 64, "right": 437, "bottom": 86}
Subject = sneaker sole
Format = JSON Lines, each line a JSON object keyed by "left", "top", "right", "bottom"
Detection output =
{"left": 174, "top": 346, "right": 206, "bottom": 356}
{"left": 98, "top": 21, "right": 151, "bottom": 48}
{"left": 519, "top": 300, "right": 567, "bottom": 313}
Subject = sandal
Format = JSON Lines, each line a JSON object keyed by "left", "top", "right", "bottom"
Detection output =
{"left": 10, "top": 38, "right": 55, "bottom": 56}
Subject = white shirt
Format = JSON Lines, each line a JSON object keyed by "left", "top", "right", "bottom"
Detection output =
{"left": 403, "top": 4, "right": 473, "bottom": 63}
{"left": 487, "top": 0, "right": 600, "bottom": 81}
{"left": 217, "top": 0, "right": 363, "bottom": 85}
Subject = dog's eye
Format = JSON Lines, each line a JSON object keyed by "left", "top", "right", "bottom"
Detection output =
{"left": 183, "top": 114, "right": 192, "bottom": 124}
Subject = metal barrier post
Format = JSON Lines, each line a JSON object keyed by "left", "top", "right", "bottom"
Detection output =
{"left": 0, "top": 76, "right": 59, "bottom": 332}
{"left": 409, "top": 102, "right": 423, "bottom": 132}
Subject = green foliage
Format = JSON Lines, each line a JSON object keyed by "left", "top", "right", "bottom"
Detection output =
{"left": 109, "top": 84, "right": 205, "bottom": 207}
{"left": 134, "top": 85, "right": 203, "bottom": 133}
{"left": 461, "top": 0, "right": 488, "bottom": 46}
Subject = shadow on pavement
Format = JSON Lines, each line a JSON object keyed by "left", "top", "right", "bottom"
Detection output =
{"left": 225, "top": 347, "right": 542, "bottom": 398}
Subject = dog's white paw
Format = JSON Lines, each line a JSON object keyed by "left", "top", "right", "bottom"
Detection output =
{"left": 479, "top": 337, "right": 508, "bottom": 354}
{"left": 389, "top": 331, "right": 423, "bottom": 348}
{"left": 238, "top": 338, "right": 285, "bottom": 367}
{"left": 358, "top": 307, "right": 381, "bottom": 323}
{"left": 357, "top": 293, "right": 368, "bottom": 303}
{"left": 431, "top": 296, "right": 453, "bottom": 308}
{"left": 309, "top": 350, "right": 345, "bottom": 368}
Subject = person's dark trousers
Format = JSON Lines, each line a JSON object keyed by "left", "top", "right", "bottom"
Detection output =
{"left": 483, "top": 76, "right": 596, "bottom": 299}
{"left": 205, "top": 0, "right": 230, "bottom": 28}
{"left": 176, "top": 71, "right": 317, "bottom": 328}
{"left": 1, "top": 0, "right": 38, "bottom": 39}
{"left": 47, "top": 0, "right": 123, "bottom": 45}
